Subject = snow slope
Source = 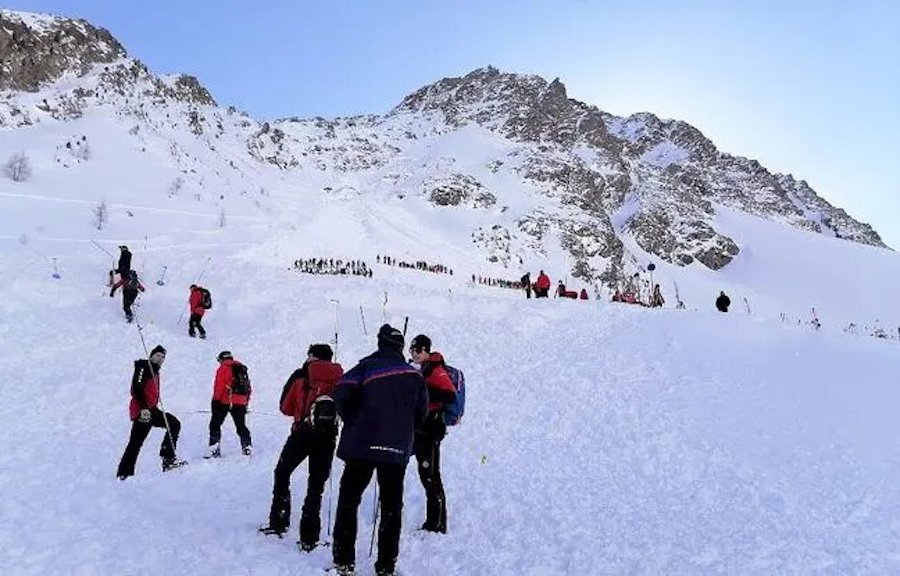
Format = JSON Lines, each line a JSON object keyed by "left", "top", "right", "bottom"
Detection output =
{"left": 3, "top": 129, "right": 900, "bottom": 575}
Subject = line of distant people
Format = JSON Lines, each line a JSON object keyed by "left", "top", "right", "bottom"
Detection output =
{"left": 471, "top": 274, "right": 522, "bottom": 290}
{"left": 377, "top": 254, "right": 453, "bottom": 276}
{"left": 294, "top": 258, "right": 373, "bottom": 277}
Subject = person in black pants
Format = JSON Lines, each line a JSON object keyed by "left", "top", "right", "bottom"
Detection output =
{"left": 116, "top": 345, "right": 185, "bottom": 479}
{"left": 259, "top": 344, "right": 344, "bottom": 550}
{"left": 207, "top": 351, "right": 252, "bottom": 457}
{"left": 408, "top": 334, "right": 457, "bottom": 534}
{"left": 110, "top": 271, "right": 145, "bottom": 323}
{"left": 330, "top": 325, "right": 427, "bottom": 576}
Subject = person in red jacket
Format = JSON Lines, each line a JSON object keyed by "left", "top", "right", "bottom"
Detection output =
{"left": 579, "top": 288, "right": 589, "bottom": 300}
{"left": 409, "top": 334, "right": 457, "bottom": 533}
{"left": 534, "top": 270, "right": 551, "bottom": 298}
{"left": 207, "top": 351, "right": 252, "bottom": 457}
{"left": 116, "top": 345, "right": 185, "bottom": 479}
{"left": 188, "top": 284, "right": 207, "bottom": 338}
{"left": 259, "top": 343, "right": 344, "bottom": 550}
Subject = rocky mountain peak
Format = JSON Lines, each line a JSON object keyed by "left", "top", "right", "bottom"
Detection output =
{"left": 0, "top": 9, "right": 126, "bottom": 91}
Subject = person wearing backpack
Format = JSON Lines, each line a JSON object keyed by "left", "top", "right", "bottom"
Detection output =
{"left": 188, "top": 284, "right": 207, "bottom": 338}
{"left": 110, "top": 270, "right": 145, "bottom": 323}
{"left": 116, "top": 345, "right": 186, "bottom": 479}
{"left": 117, "top": 245, "right": 132, "bottom": 277}
{"left": 259, "top": 344, "right": 343, "bottom": 550}
{"left": 331, "top": 325, "right": 427, "bottom": 576}
{"left": 408, "top": 334, "right": 457, "bottom": 533}
{"left": 207, "top": 351, "right": 252, "bottom": 457}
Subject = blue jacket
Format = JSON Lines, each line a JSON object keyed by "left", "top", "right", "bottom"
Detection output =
{"left": 334, "top": 347, "right": 427, "bottom": 465}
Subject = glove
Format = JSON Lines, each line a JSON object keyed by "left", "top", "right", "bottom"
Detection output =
{"left": 109, "top": 291, "right": 115, "bottom": 298}
{"left": 138, "top": 408, "right": 151, "bottom": 423}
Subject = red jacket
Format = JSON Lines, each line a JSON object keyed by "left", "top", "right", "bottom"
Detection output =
{"left": 129, "top": 359, "right": 160, "bottom": 420}
{"left": 535, "top": 273, "right": 551, "bottom": 291}
{"left": 189, "top": 287, "right": 205, "bottom": 316}
{"left": 111, "top": 277, "right": 145, "bottom": 294}
{"left": 579, "top": 289, "right": 589, "bottom": 300}
{"left": 421, "top": 352, "right": 457, "bottom": 412}
{"left": 212, "top": 359, "right": 250, "bottom": 406}
{"left": 280, "top": 359, "right": 344, "bottom": 426}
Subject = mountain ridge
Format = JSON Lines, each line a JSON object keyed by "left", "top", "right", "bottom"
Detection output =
{"left": 0, "top": 9, "right": 888, "bottom": 291}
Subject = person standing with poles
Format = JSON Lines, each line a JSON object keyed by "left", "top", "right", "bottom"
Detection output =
{"left": 259, "top": 344, "right": 343, "bottom": 551}
{"left": 408, "top": 334, "right": 456, "bottom": 533}
{"left": 207, "top": 351, "right": 253, "bottom": 458}
{"left": 116, "top": 345, "right": 186, "bottom": 479}
{"left": 330, "top": 325, "right": 426, "bottom": 576}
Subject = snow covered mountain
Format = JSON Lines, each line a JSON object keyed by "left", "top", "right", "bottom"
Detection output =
{"left": 1, "top": 10, "right": 887, "bottom": 287}
{"left": 3, "top": 9, "right": 900, "bottom": 576}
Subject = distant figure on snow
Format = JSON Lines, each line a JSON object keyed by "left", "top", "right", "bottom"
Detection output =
{"left": 716, "top": 291, "right": 731, "bottom": 313}
{"left": 555, "top": 280, "right": 566, "bottom": 298}
{"left": 534, "top": 270, "right": 551, "bottom": 298}
{"left": 188, "top": 284, "right": 208, "bottom": 338}
{"left": 116, "top": 345, "right": 185, "bottom": 479}
{"left": 520, "top": 272, "right": 532, "bottom": 299}
{"left": 110, "top": 270, "right": 145, "bottom": 323}
{"left": 650, "top": 284, "right": 665, "bottom": 308}
{"left": 579, "top": 288, "right": 589, "bottom": 300}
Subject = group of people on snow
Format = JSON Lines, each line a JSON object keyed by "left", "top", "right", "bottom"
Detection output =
{"left": 293, "top": 258, "right": 373, "bottom": 277}
{"left": 377, "top": 254, "right": 454, "bottom": 276}
{"left": 114, "top": 313, "right": 462, "bottom": 576}
{"left": 519, "top": 270, "right": 591, "bottom": 300}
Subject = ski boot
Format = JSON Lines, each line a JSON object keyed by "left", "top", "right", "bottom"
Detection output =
{"left": 242, "top": 445, "right": 252, "bottom": 456}
{"left": 161, "top": 457, "right": 188, "bottom": 472}
{"left": 206, "top": 443, "right": 221, "bottom": 459}
{"left": 298, "top": 541, "right": 317, "bottom": 552}
{"left": 331, "top": 564, "right": 355, "bottom": 576}
{"left": 258, "top": 524, "right": 287, "bottom": 537}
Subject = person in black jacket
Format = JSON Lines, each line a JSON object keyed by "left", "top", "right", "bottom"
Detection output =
{"left": 716, "top": 291, "right": 731, "bottom": 312}
{"left": 331, "top": 324, "right": 427, "bottom": 576}
{"left": 116, "top": 345, "right": 185, "bottom": 479}
{"left": 117, "top": 245, "right": 132, "bottom": 276}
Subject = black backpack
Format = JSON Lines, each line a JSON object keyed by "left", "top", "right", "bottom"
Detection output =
{"left": 127, "top": 270, "right": 140, "bottom": 290}
{"left": 200, "top": 287, "right": 212, "bottom": 309}
{"left": 230, "top": 363, "right": 251, "bottom": 396}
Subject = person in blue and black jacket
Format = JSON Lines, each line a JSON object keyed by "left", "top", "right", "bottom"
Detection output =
{"left": 331, "top": 324, "right": 427, "bottom": 576}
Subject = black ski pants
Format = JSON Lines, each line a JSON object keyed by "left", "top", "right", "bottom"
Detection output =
{"left": 414, "top": 430, "right": 447, "bottom": 532}
{"left": 268, "top": 424, "right": 337, "bottom": 544}
{"left": 332, "top": 459, "right": 406, "bottom": 574}
{"left": 188, "top": 313, "right": 206, "bottom": 337}
{"left": 122, "top": 288, "right": 138, "bottom": 320}
{"left": 116, "top": 408, "right": 181, "bottom": 477}
{"left": 208, "top": 400, "right": 252, "bottom": 448}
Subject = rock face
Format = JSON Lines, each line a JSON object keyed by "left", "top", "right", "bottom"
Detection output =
{"left": 0, "top": 11, "right": 887, "bottom": 289}
{"left": 0, "top": 10, "right": 126, "bottom": 91}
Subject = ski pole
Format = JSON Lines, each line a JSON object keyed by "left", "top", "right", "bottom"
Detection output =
{"left": 51, "top": 257, "right": 61, "bottom": 279}
{"left": 359, "top": 305, "right": 368, "bottom": 335}
{"left": 402, "top": 316, "right": 408, "bottom": 337}
{"left": 133, "top": 310, "right": 179, "bottom": 460}
{"left": 90, "top": 239, "right": 115, "bottom": 259}
{"left": 330, "top": 299, "right": 340, "bottom": 361}
{"left": 156, "top": 266, "right": 168, "bottom": 286}
{"left": 368, "top": 485, "right": 379, "bottom": 557}
{"left": 382, "top": 292, "right": 388, "bottom": 323}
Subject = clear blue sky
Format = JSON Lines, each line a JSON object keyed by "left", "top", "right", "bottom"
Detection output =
{"left": 7, "top": 0, "right": 899, "bottom": 248}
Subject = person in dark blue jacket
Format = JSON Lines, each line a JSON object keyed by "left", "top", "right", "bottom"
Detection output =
{"left": 331, "top": 324, "right": 427, "bottom": 576}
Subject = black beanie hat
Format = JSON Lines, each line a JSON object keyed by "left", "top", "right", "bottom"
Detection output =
{"left": 410, "top": 334, "right": 431, "bottom": 352}
{"left": 217, "top": 350, "right": 233, "bottom": 362}
{"left": 150, "top": 345, "right": 166, "bottom": 357}
{"left": 377, "top": 323, "right": 404, "bottom": 351}
{"left": 307, "top": 343, "right": 334, "bottom": 361}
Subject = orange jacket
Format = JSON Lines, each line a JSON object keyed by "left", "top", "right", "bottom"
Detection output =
{"left": 212, "top": 359, "right": 250, "bottom": 406}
